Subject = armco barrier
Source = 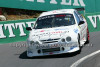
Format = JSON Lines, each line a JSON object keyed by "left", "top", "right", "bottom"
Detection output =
{"left": 0, "top": 19, "right": 36, "bottom": 44}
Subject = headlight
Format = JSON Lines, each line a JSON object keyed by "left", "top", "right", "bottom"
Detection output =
{"left": 61, "top": 38, "right": 65, "bottom": 42}
{"left": 66, "top": 36, "right": 71, "bottom": 42}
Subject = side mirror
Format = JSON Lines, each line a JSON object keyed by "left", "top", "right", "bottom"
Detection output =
{"left": 26, "top": 27, "right": 32, "bottom": 31}
{"left": 79, "top": 21, "right": 85, "bottom": 25}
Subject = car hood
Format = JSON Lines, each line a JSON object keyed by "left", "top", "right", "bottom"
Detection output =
{"left": 29, "top": 25, "right": 79, "bottom": 41}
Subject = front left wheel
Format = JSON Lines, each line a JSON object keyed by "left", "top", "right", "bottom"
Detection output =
{"left": 78, "top": 34, "right": 82, "bottom": 49}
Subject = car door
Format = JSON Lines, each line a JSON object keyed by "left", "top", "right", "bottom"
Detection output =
{"left": 78, "top": 19, "right": 86, "bottom": 41}
{"left": 76, "top": 11, "right": 86, "bottom": 41}
{"left": 74, "top": 11, "right": 86, "bottom": 41}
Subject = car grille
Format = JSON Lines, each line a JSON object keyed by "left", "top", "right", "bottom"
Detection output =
{"left": 41, "top": 38, "right": 60, "bottom": 44}
{"left": 42, "top": 47, "right": 60, "bottom": 53}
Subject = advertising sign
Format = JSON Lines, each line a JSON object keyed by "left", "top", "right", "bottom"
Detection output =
{"left": 0, "top": 0, "right": 85, "bottom": 11}
{"left": 0, "top": 19, "right": 36, "bottom": 43}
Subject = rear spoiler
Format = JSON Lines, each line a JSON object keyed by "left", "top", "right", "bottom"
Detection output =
{"left": 75, "top": 8, "right": 85, "bottom": 16}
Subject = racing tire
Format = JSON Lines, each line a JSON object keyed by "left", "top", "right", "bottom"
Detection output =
{"left": 85, "top": 28, "right": 90, "bottom": 44}
{"left": 78, "top": 34, "right": 82, "bottom": 50}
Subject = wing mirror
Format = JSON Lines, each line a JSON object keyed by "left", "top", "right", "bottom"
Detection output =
{"left": 78, "top": 21, "right": 85, "bottom": 25}
{"left": 26, "top": 27, "right": 32, "bottom": 31}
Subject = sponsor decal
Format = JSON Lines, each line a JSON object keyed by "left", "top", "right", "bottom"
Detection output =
{"left": 51, "top": 31, "right": 63, "bottom": 33}
{"left": 70, "top": 46, "right": 77, "bottom": 50}
{"left": 78, "top": 26, "right": 81, "bottom": 29}
{"left": 36, "top": 43, "right": 78, "bottom": 49}
{"left": 74, "top": 28, "right": 78, "bottom": 33}
{"left": 40, "top": 30, "right": 45, "bottom": 32}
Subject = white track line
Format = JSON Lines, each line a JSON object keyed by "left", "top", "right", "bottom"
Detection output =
{"left": 70, "top": 50, "right": 100, "bottom": 67}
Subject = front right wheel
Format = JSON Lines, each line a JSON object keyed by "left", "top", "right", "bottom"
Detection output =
{"left": 77, "top": 34, "right": 82, "bottom": 53}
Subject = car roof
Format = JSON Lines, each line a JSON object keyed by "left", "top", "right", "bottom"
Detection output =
{"left": 39, "top": 9, "right": 76, "bottom": 17}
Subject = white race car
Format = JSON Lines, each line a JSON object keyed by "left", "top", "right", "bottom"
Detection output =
{"left": 26, "top": 9, "right": 89, "bottom": 57}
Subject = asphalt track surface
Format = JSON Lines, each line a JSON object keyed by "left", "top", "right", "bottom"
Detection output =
{"left": 0, "top": 31, "right": 100, "bottom": 67}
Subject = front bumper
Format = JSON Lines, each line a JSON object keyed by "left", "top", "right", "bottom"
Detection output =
{"left": 27, "top": 42, "right": 80, "bottom": 57}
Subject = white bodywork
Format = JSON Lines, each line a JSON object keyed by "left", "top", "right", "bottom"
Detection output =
{"left": 27, "top": 9, "right": 88, "bottom": 57}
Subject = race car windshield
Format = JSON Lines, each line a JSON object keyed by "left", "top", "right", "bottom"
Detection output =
{"left": 34, "top": 14, "right": 75, "bottom": 29}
